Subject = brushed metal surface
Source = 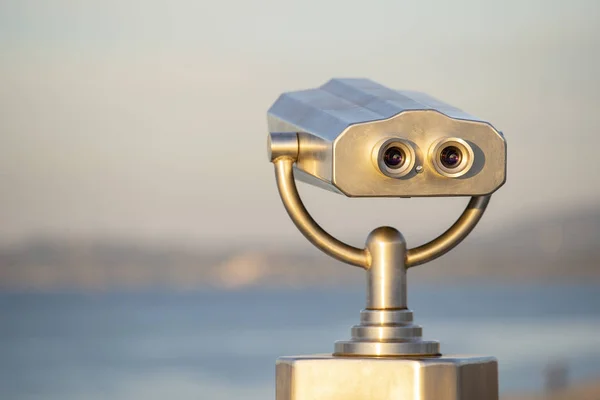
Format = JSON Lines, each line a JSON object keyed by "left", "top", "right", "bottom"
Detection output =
{"left": 272, "top": 154, "right": 490, "bottom": 268}
{"left": 273, "top": 156, "right": 369, "bottom": 269}
{"left": 333, "top": 227, "right": 439, "bottom": 356}
{"left": 350, "top": 325, "right": 422, "bottom": 340}
{"left": 276, "top": 355, "right": 499, "bottom": 400}
{"left": 365, "top": 227, "right": 407, "bottom": 309}
{"left": 267, "top": 78, "right": 506, "bottom": 197}
{"left": 333, "top": 340, "right": 440, "bottom": 357}
{"left": 272, "top": 155, "right": 488, "bottom": 356}
{"left": 359, "top": 309, "right": 413, "bottom": 324}
{"left": 268, "top": 79, "right": 504, "bottom": 395}
{"left": 405, "top": 195, "right": 490, "bottom": 267}
{"left": 268, "top": 132, "right": 299, "bottom": 162}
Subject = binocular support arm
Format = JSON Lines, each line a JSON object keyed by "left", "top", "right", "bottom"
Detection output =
{"left": 406, "top": 195, "right": 490, "bottom": 267}
{"left": 274, "top": 157, "right": 371, "bottom": 269}
{"left": 273, "top": 156, "right": 491, "bottom": 270}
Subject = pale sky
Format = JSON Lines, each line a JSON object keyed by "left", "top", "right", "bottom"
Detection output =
{"left": 0, "top": 0, "right": 599, "bottom": 248}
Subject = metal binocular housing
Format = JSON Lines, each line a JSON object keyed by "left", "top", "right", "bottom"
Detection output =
{"left": 268, "top": 78, "right": 506, "bottom": 197}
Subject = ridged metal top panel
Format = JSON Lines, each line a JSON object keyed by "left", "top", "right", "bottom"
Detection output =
{"left": 267, "top": 78, "right": 479, "bottom": 141}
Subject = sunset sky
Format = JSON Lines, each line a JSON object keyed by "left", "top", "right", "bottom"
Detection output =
{"left": 0, "top": 0, "right": 598, "bottom": 248}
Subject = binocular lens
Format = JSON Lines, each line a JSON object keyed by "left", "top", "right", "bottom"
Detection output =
{"left": 383, "top": 147, "right": 406, "bottom": 169}
{"left": 440, "top": 146, "right": 462, "bottom": 169}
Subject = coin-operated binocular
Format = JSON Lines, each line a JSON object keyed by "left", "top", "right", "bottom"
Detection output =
{"left": 267, "top": 79, "right": 506, "bottom": 400}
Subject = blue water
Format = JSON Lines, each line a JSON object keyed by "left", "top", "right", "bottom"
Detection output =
{"left": 0, "top": 284, "right": 598, "bottom": 399}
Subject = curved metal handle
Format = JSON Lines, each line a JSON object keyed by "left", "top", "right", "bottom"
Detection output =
{"left": 272, "top": 154, "right": 491, "bottom": 270}
{"left": 405, "top": 195, "right": 490, "bottom": 267}
{"left": 274, "top": 157, "right": 370, "bottom": 269}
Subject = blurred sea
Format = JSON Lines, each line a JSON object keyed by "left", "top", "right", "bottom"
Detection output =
{"left": 0, "top": 284, "right": 599, "bottom": 400}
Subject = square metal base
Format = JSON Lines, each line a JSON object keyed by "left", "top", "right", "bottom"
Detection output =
{"left": 276, "top": 354, "right": 498, "bottom": 400}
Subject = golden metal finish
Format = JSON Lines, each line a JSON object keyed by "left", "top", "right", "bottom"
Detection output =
{"left": 268, "top": 132, "right": 299, "bottom": 162}
{"left": 273, "top": 154, "right": 490, "bottom": 270}
{"left": 429, "top": 137, "right": 475, "bottom": 178}
{"left": 268, "top": 79, "right": 503, "bottom": 397}
{"left": 268, "top": 81, "right": 499, "bottom": 359}
{"left": 274, "top": 157, "right": 370, "bottom": 269}
{"left": 365, "top": 227, "right": 407, "bottom": 309}
{"left": 277, "top": 355, "right": 499, "bottom": 400}
{"left": 406, "top": 195, "right": 491, "bottom": 268}
{"left": 273, "top": 151, "right": 490, "bottom": 356}
{"left": 334, "top": 227, "right": 440, "bottom": 356}
{"left": 372, "top": 138, "right": 418, "bottom": 179}
{"left": 268, "top": 78, "right": 506, "bottom": 197}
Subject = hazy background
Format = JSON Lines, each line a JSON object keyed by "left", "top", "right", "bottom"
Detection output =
{"left": 0, "top": 1, "right": 599, "bottom": 399}
{"left": 1, "top": 0, "right": 599, "bottom": 249}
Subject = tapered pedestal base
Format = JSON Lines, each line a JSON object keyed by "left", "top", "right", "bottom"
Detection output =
{"left": 276, "top": 354, "right": 498, "bottom": 400}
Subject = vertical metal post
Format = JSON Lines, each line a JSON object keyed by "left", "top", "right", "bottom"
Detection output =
{"left": 334, "top": 227, "right": 439, "bottom": 357}
{"left": 365, "top": 227, "right": 407, "bottom": 310}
